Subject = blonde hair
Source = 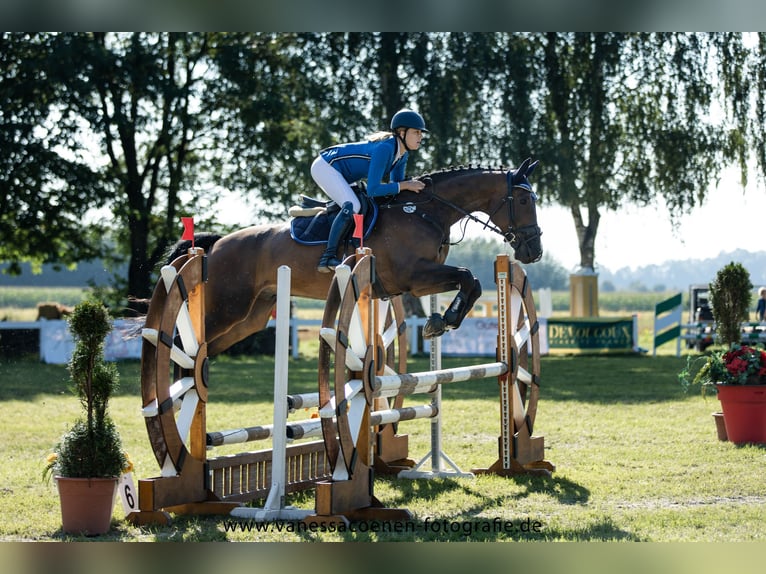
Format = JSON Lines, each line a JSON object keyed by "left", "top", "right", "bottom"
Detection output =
{"left": 368, "top": 130, "right": 394, "bottom": 142}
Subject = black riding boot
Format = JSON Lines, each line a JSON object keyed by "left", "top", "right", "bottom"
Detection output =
{"left": 317, "top": 202, "right": 355, "bottom": 273}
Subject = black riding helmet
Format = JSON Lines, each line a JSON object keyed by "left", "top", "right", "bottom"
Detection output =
{"left": 390, "top": 109, "right": 428, "bottom": 132}
{"left": 390, "top": 109, "right": 428, "bottom": 152}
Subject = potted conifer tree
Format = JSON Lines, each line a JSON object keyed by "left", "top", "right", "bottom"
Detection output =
{"left": 680, "top": 262, "right": 766, "bottom": 444}
{"left": 44, "top": 301, "right": 127, "bottom": 535}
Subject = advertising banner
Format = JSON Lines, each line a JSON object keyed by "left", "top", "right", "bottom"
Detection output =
{"left": 545, "top": 316, "right": 635, "bottom": 354}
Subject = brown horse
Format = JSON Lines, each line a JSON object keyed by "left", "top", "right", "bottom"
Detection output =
{"left": 170, "top": 159, "right": 542, "bottom": 355}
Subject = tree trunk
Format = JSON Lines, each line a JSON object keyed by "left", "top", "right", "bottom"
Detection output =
{"left": 571, "top": 203, "right": 600, "bottom": 271}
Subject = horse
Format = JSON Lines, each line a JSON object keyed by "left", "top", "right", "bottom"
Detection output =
{"left": 170, "top": 158, "right": 542, "bottom": 356}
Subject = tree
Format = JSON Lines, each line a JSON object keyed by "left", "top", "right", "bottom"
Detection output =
{"left": 496, "top": 33, "right": 748, "bottom": 271}
{"left": 1, "top": 33, "right": 322, "bottom": 305}
{"left": 1, "top": 33, "right": 107, "bottom": 274}
{"left": 447, "top": 237, "right": 569, "bottom": 291}
{"left": 2, "top": 32, "right": 757, "bottom": 309}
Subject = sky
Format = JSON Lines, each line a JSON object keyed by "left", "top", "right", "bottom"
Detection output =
{"left": 534, "top": 173, "right": 766, "bottom": 273}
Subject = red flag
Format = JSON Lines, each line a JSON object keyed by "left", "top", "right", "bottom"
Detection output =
{"left": 181, "top": 217, "right": 195, "bottom": 246}
{"left": 353, "top": 214, "right": 363, "bottom": 240}
{"left": 352, "top": 214, "right": 364, "bottom": 248}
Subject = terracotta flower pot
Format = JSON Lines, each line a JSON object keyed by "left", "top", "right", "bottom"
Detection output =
{"left": 56, "top": 476, "right": 118, "bottom": 535}
{"left": 716, "top": 384, "right": 766, "bottom": 445}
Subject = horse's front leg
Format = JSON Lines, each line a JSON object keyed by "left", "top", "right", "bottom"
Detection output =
{"left": 422, "top": 267, "right": 482, "bottom": 339}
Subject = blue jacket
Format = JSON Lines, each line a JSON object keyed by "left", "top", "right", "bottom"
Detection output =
{"left": 320, "top": 136, "right": 408, "bottom": 197}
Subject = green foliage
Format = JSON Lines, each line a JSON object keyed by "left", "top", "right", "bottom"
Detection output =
{"left": 679, "top": 344, "right": 766, "bottom": 398}
{"left": 46, "top": 418, "right": 125, "bottom": 480}
{"left": 447, "top": 237, "right": 569, "bottom": 290}
{"left": 43, "top": 300, "right": 125, "bottom": 480}
{"left": 710, "top": 261, "right": 752, "bottom": 347}
{"left": 679, "top": 348, "right": 726, "bottom": 397}
{"left": 2, "top": 32, "right": 761, "bottom": 303}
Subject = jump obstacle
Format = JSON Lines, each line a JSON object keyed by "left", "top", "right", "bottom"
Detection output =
{"left": 127, "top": 245, "right": 553, "bottom": 525}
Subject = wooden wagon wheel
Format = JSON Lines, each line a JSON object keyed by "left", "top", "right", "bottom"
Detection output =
{"left": 316, "top": 252, "right": 409, "bottom": 482}
{"left": 473, "top": 255, "right": 552, "bottom": 475}
{"left": 140, "top": 249, "right": 209, "bottom": 478}
{"left": 505, "top": 259, "right": 541, "bottom": 435}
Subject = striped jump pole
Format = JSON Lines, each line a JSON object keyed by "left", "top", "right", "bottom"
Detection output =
{"left": 287, "top": 404, "right": 439, "bottom": 441}
{"left": 230, "top": 265, "right": 315, "bottom": 522}
{"left": 207, "top": 424, "right": 273, "bottom": 447}
{"left": 209, "top": 403, "right": 442, "bottom": 446}
{"left": 287, "top": 361, "right": 507, "bottom": 412}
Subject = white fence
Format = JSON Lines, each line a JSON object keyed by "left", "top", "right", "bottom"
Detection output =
{"left": 1, "top": 314, "right": 550, "bottom": 364}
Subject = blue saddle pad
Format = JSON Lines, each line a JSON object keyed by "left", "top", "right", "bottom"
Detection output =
{"left": 290, "top": 203, "right": 378, "bottom": 246}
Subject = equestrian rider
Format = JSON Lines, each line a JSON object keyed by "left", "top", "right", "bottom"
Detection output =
{"left": 311, "top": 108, "right": 427, "bottom": 272}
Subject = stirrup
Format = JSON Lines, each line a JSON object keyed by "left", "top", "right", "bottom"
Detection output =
{"left": 317, "top": 255, "right": 341, "bottom": 273}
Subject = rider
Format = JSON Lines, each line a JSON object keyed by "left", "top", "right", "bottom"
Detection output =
{"left": 311, "top": 108, "right": 427, "bottom": 272}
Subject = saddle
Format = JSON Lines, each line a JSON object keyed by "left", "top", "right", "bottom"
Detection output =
{"left": 289, "top": 183, "right": 378, "bottom": 246}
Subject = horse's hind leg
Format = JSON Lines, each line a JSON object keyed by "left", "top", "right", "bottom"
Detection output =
{"left": 207, "top": 294, "right": 277, "bottom": 356}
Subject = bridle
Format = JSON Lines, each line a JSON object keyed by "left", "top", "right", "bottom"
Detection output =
{"left": 410, "top": 170, "right": 543, "bottom": 259}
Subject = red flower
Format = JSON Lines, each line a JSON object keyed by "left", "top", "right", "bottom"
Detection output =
{"left": 726, "top": 357, "right": 748, "bottom": 375}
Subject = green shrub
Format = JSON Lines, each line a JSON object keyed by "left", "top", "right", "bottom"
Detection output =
{"left": 44, "top": 301, "right": 126, "bottom": 480}
{"left": 710, "top": 262, "right": 752, "bottom": 348}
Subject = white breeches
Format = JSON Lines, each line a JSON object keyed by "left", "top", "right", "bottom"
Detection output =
{"left": 310, "top": 156, "right": 361, "bottom": 213}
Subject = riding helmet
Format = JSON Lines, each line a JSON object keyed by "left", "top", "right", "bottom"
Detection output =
{"left": 390, "top": 109, "right": 428, "bottom": 132}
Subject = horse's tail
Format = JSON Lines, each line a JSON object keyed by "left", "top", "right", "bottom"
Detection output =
{"left": 165, "top": 232, "right": 223, "bottom": 263}
{"left": 125, "top": 233, "right": 223, "bottom": 319}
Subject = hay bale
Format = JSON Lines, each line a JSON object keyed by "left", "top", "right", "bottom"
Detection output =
{"left": 36, "top": 302, "right": 74, "bottom": 320}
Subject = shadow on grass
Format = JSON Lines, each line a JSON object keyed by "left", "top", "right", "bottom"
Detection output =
{"left": 382, "top": 473, "right": 590, "bottom": 508}
{"left": 115, "top": 474, "right": 639, "bottom": 542}
{"left": 38, "top": 470, "right": 643, "bottom": 542}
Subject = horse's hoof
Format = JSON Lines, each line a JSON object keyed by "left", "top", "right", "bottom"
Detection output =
{"left": 317, "top": 265, "right": 333, "bottom": 273}
{"left": 423, "top": 313, "right": 446, "bottom": 339}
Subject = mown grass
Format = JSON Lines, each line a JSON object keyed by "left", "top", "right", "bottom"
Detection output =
{"left": 1, "top": 349, "right": 765, "bottom": 543}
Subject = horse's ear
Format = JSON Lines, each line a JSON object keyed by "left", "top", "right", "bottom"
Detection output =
{"left": 512, "top": 158, "right": 531, "bottom": 186}
{"left": 525, "top": 159, "right": 539, "bottom": 177}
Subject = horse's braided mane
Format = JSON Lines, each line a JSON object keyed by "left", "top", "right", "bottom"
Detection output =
{"left": 418, "top": 164, "right": 508, "bottom": 182}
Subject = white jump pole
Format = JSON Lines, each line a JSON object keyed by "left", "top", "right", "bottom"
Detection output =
{"left": 231, "top": 265, "right": 312, "bottom": 521}
{"left": 399, "top": 294, "right": 474, "bottom": 479}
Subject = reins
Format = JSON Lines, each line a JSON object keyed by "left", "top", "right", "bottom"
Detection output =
{"left": 379, "top": 170, "right": 535, "bottom": 246}
{"left": 374, "top": 167, "right": 542, "bottom": 259}
{"left": 424, "top": 182, "right": 512, "bottom": 242}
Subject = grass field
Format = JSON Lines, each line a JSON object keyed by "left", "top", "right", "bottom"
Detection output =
{"left": 1, "top": 347, "right": 765, "bottom": 544}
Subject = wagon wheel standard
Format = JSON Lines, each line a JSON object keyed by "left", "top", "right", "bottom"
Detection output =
{"left": 505, "top": 260, "right": 541, "bottom": 434}
{"left": 140, "top": 249, "right": 209, "bottom": 478}
{"left": 478, "top": 254, "right": 550, "bottom": 475}
{"left": 317, "top": 252, "right": 408, "bottom": 482}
